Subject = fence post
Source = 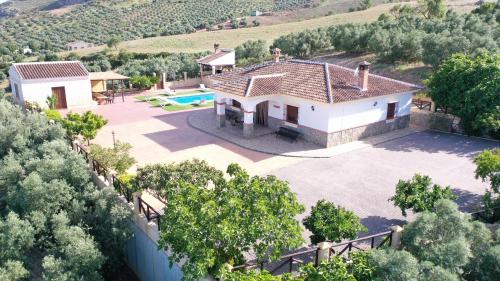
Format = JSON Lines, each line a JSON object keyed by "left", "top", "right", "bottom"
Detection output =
{"left": 390, "top": 226, "right": 404, "bottom": 249}
{"left": 133, "top": 192, "right": 142, "bottom": 215}
{"left": 317, "top": 242, "right": 332, "bottom": 264}
{"left": 430, "top": 101, "right": 436, "bottom": 112}
{"left": 106, "top": 173, "right": 113, "bottom": 187}
{"left": 88, "top": 155, "right": 94, "bottom": 171}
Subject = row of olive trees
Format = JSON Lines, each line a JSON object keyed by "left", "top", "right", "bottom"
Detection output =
{"left": 272, "top": 4, "right": 499, "bottom": 67}
{"left": 0, "top": 0, "right": 310, "bottom": 51}
{"left": 0, "top": 99, "right": 132, "bottom": 281}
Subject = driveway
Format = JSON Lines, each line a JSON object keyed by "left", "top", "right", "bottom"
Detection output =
{"left": 269, "top": 131, "right": 499, "bottom": 237}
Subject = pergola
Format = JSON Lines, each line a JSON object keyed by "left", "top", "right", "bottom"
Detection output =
{"left": 90, "top": 71, "right": 129, "bottom": 93}
{"left": 90, "top": 72, "right": 130, "bottom": 103}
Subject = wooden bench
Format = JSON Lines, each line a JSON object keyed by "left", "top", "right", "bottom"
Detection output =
{"left": 276, "top": 126, "right": 300, "bottom": 142}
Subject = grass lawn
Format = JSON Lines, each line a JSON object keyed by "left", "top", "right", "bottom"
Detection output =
{"left": 135, "top": 94, "right": 214, "bottom": 112}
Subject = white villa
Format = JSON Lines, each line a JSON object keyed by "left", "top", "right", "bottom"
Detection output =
{"left": 207, "top": 49, "right": 421, "bottom": 147}
{"left": 198, "top": 44, "right": 235, "bottom": 82}
{"left": 9, "top": 61, "right": 94, "bottom": 109}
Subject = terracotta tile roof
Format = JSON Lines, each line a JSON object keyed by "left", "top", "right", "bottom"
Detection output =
{"left": 198, "top": 49, "right": 233, "bottom": 64}
{"left": 14, "top": 61, "right": 89, "bottom": 81}
{"left": 208, "top": 60, "right": 421, "bottom": 104}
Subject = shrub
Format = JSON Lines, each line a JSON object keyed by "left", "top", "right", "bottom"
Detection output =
{"left": 299, "top": 256, "right": 356, "bottom": 281}
{"left": 43, "top": 109, "right": 62, "bottom": 122}
{"left": 302, "top": 200, "right": 366, "bottom": 244}
{"left": 389, "top": 174, "right": 456, "bottom": 216}
{"left": 89, "top": 141, "right": 136, "bottom": 175}
{"left": 130, "top": 75, "right": 159, "bottom": 89}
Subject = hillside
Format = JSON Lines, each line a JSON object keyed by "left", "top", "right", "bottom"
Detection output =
{"left": 0, "top": 0, "right": 313, "bottom": 50}
{"left": 63, "top": 0, "right": 482, "bottom": 55}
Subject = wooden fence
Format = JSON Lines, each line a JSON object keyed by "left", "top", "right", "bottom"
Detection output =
{"left": 233, "top": 231, "right": 393, "bottom": 274}
{"left": 69, "top": 141, "right": 162, "bottom": 225}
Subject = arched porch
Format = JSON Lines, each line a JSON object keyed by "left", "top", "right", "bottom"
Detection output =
{"left": 215, "top": 95, "right": 277, "bottom": 138}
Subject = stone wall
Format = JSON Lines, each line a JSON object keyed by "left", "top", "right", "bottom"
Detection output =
{"left": 410, "top": 108, "right": 458, "bottom": 132}
{"left": 326, "top": 115, "right": 410, "bottom": 147}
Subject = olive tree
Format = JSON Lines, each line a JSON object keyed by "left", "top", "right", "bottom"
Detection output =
{"left": 157, "top": 162, "right": 305, "bottom": 281}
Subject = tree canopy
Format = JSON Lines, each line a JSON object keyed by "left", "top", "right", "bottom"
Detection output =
{"left": 303, "top": 200, "right": 367, "bottom": 244}
{"left": 0, "top": 100, "right": 132, "bottom": 280}
{"left": 426, "top": 52, "right": 500, "bottom": 137}
{"left": 153, "top": 161, "right": 305, "bottom": 281}
{"left": 389, "top": 174, "right": 456, "bottom": 216}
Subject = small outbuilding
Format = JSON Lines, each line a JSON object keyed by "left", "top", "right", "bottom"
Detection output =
{"left": 9, "top": 61, "right": 94, "bottom": 109}
{"left": 198, "top": 44, "right": 235, "bottom": 82}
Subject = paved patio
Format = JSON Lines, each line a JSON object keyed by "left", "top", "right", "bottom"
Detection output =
{"left": 189, "top": 109, "right": 424, "bottom": 158}
{"left": 71, "top": 93, "right": 304, "bottom": 175}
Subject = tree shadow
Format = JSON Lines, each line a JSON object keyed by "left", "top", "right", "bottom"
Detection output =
{"left": 360, "top": 216, "right": 407, "bottom": 236}
{"left": 453, "top": 188, "right": 485, "bottom": 213}
{"left": 376, "top": 130, "right": 499, "bottom": 160}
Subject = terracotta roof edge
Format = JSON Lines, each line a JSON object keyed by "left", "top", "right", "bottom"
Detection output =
{"left": 324, "top": 63, "right": 333, "bottom": 104}
{"left": 245, "top": 77, "right": 254, "bottom": 97}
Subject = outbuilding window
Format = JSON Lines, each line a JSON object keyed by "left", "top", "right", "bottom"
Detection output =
{"left": 387, "top": 102, "right": 397, "bottom": 120}
{"left": 286, "top": 105, "right": 299, "bottom": 124}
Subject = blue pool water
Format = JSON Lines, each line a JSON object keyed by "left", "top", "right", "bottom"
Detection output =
{"left": 169, "top": 93, "right": 214, "bottom": 105}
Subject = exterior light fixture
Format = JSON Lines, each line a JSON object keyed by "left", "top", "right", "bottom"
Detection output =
{"left": 373, "top": 101, "right": 378, "bottom": 107}
{"left": 311, "top": 105, "right": 315, "bottom": 111}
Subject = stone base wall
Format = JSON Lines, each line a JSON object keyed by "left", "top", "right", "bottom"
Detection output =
{"left": 266, "top": 115, "right": 410, "bottom": 147}
{"left": 326, "top": 115, "right": 410, "bottom": 147}
{"left": 410, "top": 108, "right": 459, "bottom": 133}
{"left": 268, "top": 116, "right": 283, "bottom": 131}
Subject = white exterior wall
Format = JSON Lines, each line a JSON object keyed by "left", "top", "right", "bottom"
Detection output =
{"left": 208, "top": 51, "right": 235, "bottom": 66}
{"left": 8, "top": 66, "right": 94, "bottom": 109}
{"left": 215, "top": 91, "right": 413, "bottom": 133}
{"left": 328, "top": 92, "right": 413, "bottom": 133}
{"left": 8, "top": 68, "right": 23, "bottom": 106}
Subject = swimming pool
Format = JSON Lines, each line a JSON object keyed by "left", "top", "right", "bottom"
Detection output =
{"left": 168, "top": 93, "right": 215, "bottom": 105}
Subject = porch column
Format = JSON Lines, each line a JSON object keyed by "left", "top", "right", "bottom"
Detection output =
{"left": 211, "top": 66, "right": 216, "bottom": 75}
{"left": 243, "top": 109, "right": 255, "bottom": 138}
{"left": 216, "top": 99, "right": 226, "bottom": 128}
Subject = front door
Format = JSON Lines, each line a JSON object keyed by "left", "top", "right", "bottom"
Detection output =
{"left": 51, "top": 87, "right": 67, "bottom": 109}
{"left": 255, "top": 101, "right": 269, "bottom": 126}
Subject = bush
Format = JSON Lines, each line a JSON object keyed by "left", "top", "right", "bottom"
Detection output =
{"left": 89, "top": 141, "right": 137, "bottom": 175}
{"left": 43, "top": 109, "right": 62, "bottom": 122}
{"left": 299, "top": 256, "right": 356, "bottom": 281}
{"left": 389, "top": 174, "right": 456, "bottom": 216}
{"left": 302, "top": 200, "right": 366, "bottom": 244}
{"left": 130, "top": 75, "right": 159, "bottom": 89}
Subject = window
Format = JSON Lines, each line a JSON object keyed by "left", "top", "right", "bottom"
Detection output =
{"left": 286, "top": 105, "right": 299, "bottom": 124}
{"left": 386, "top": 102, "right": 397, "bottom": 120}
{"left": 232, "top": 100, "right": 241, "bottom": 109}
{"left": 14, "top": 84, "right": 19, "bottom": 99}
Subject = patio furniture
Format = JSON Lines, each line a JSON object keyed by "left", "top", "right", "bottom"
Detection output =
{"left": 92, "top": 92, "right": 108, "bottom": 105}
{"left": 191, "top": 100, "right": 201, "bottom": 106}
{"left": 199, "top": 84, "right": 206, "bottom": 90}
{"left": 225, "top": 109, "right": 243, "bottom": 126}
{"left": 156, "top": 96, "right": 172, "bottom": 107}
{"left": 276, "top": 126, "right": 300, "bottom": 142}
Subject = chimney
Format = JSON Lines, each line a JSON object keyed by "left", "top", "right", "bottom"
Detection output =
{"left": 214, "top": 43, "right": 220, "bottom": 54}
{"left": 272, "top": 48, "right": 281, "bottom": 63}
{"left": 358, "top": 61, "right": 370, "bottom": 91}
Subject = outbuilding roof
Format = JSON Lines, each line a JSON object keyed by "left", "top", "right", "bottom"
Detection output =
{"left": 208, "top": 60, "right": 421, "bottom": 103}
{"left": 13, "top": 61, "right": 89, "bottom": 81}
{"left": 89, "top": 71, "right": 129, "bottom": 80}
